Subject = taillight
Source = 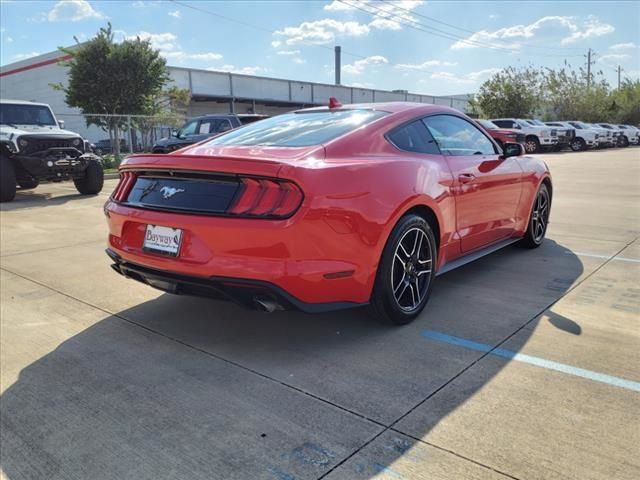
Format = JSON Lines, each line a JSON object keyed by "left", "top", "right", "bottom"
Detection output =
{"left": 229, "top": 177, "right": 303, "bottom": 218}
{"left": 111, "top": 171, "right": 137, "bottom": 201}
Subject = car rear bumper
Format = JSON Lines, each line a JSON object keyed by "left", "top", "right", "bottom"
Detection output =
{"left": 104, "top": 200, "right": 378, "bottom": 306}
{"left": 106, "top": 248, "right": 365, "bottom": 313}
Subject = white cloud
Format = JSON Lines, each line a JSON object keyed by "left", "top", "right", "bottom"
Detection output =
{"left": 274, "top": 19, "right": 370, "bottom": 45}
{"left": 168, "top": 10, "right": 181, "bottom": 18}
{"left": 271, "top": 40, "right": 282, "bottom": 48}
{"left": 599, "top": 53, "right": 631, "bottom": 66}
{"left": 430, "top": 68, "right": 501, "bottom": 85}
{"left": 127, "top": 31, "right": 177, "bottom": 50}
{"left": 323, "top": 0, "right": 353, "bottom": 11}
{"left": 276, "top": 50, "right": 301, "bottom": 56}
{"left": 293, "top": 57, "right": 306, "bottom": 64}
{"left": 47, "top": 0, "right": 105, "bottom": 22}
{"left": 124, "top": 31, "right": 222, "bottom": 64}
{"left": 609, "top": 42, "right": 637, "bottom": 51}
{"left": 488, "top": 14, "right": 499, "bottom": 20}
{"left": 396, "top": 59, "right": 458, "bottom": 70}
{"left": 451, "top": 15, "right": 613, "bottom": 50}
{"left": 324, "top": 0, "right": 425, "bottom": 31}
{"left": 342, "top": 55, "right": 388, "bottom": 75}
{"left": 5, "top": 36, "right": 13, "bottom": 43}
{"left": 12, "top": 52, "right": 41, "bottom": 61}
{"left": 561, "top": 15, "right": 614, "bottom": 44}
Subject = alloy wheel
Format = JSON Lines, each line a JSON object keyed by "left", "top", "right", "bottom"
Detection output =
{"left": 525, "top": 140, "right": 537, "bottom": 153}
{"left": 531, "top": 188, "right": 549, "bottom": 243}
{"left": 391, "top": 227, "right": 433, "bottom": 312}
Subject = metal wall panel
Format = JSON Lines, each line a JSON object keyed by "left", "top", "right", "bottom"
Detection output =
{"left": 190, "top": 70, "right": 231, "bottom": 97}
{"left": 290, "top": 82, "right": 312, "bottom": 103}
{"left": 352, "top": 88, "right": 374, "bottom": 103}
{"left": 312, "top": 84, "right": 351, "bottom": 104}
{"left": 233, "top": 76, "right": 290, "bottom": 101}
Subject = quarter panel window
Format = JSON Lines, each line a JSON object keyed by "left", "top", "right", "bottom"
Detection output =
{"left": 387, "top": 120, "right": 440, "bottom": 154}
{"left": 422, "top": 115, "right": 496, "bottom": 156}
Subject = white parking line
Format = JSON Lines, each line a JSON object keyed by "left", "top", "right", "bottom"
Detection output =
{"left": 422, "top": 330, "right": 640, "bottom": 393}
{"left": 567, "top": 251, "right": 640, "bottom": 264}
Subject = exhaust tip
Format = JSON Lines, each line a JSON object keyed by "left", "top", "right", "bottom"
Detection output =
{"left": 253, "top": 296, "right": 282, "bottom": 313}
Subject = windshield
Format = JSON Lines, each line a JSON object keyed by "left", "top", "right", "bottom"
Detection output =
{"left": 477, "top": 119, "right": 498, "bottom": 129}
{"left": 529, "top": 119, "right": 545, "bottom": 126}
{"left": 205, "top": 109, "right": 388, "bottom": 147}
{"left": 0, "top": 103, "right": 56, "bottom": 126}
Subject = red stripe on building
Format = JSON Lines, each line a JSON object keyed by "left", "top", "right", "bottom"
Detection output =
{"left": 0, "top": 54, "right": 73, "bottom": 77}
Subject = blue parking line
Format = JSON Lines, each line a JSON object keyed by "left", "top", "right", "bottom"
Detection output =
{"left": 421, "top": 330, "right": 640, "bottom": 393}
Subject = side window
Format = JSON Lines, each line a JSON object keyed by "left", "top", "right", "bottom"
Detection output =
{"left": 422, "top": 115, "right": 496, "bottom": 156}
{"left": 492, "top": 120, "right": 510, "bottom": 128}
{"left": 213, "top": 119, "right": 232, "bottom": 133}
{"left": 387, "top": 120, "right": 440, "bottom": 154}
{"left": 180, "top": 120, "right": 199, "bottom": 136}
{"left": 198, "top": 122, "right": 211, "bottom": 134}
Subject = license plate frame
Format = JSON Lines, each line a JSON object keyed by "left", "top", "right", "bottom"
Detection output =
{"left": 142, "top": 224, "right": 183, "bottom": 257}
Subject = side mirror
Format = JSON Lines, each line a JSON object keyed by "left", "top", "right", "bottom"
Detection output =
{"left": 511, "top": 122, "right": 520, "bottom": 129}
{"left": 502, "top": 142, "right": 524, "bottom": 158}
{"left": 58, "top": 119, "right": 65, "bottom": 129}
{"left": 171, "top": 129, "right": 179, "bottom": 138}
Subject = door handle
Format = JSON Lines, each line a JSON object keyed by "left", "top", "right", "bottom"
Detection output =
{"left": 458, "top": 173, "right": 476, "bottom": 184}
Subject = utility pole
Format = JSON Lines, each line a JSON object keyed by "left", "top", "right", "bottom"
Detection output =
{"left": 617, "top": 65, "right": 622, "bottom": 89}
{"left": 585, "top": 48, "right": 595, "bottom": 87}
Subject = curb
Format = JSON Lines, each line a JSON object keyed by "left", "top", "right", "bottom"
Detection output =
{"left": 105, "top": 173, "right": 120, "bottom": 180}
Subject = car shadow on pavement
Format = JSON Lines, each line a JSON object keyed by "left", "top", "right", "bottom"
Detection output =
{"left": 0, "top": 190, "right": 105, "bottom": 211}
{"left": 0, "top": 240, "right": 585, "bottom": 480}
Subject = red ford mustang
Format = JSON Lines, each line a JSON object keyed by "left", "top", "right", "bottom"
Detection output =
{"left": 105, "top": 102, "right": 552, "bottom": 325}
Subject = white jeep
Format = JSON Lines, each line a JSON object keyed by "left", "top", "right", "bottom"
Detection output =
{"left": 0, "top": 99, "right": 103, "bottom": 202}
{"left": 489, "top": 118, "right": 558, "bottom": 153}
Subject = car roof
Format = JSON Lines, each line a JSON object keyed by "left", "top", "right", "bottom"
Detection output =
{"left": 295, "top": 102, "right": 462, "bottom": 116}
{"left": 0, "top": 99, "right": 51, "bottom": 107}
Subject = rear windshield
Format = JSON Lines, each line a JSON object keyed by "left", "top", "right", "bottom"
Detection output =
{"left": 205, "top": 109, "right": 387, "bottom": 147}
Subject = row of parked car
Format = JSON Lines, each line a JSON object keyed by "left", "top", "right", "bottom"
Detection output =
{"left": 477, "top": 118, "right": 640, "bottom": 153}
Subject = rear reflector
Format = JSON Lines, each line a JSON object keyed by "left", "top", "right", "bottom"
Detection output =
{"left": 229, "top": 178, "right": 303, "bottom": 218}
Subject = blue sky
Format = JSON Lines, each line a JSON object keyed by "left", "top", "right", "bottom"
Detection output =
{"left": 1, "top": 0, "right": 639, "bottom": 95}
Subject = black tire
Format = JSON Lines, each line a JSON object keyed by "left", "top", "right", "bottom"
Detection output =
{"left": 18, "top": 178, "right": 39, "bottom": 190}
{"left": 369, "top": 214, "right": 438, "bottom": 325}
{"left": 73, "top": 160, "right": 104, "bottom": 195}
{"left": 0, "top": 154, "right": 17, "bottom": 202}
{"left": 570, "top": 138, "right": 586, "bottom": 152}
{"left": 524, "top": 136, "right": 540, "bottom": 154}
{"left": 620, "top": 136, "right": 629, "bottom": 147}
{"left": 520, "top": 184, "right": 550, "bottom": 249}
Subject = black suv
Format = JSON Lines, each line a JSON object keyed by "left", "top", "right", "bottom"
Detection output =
{"left": 0, "top": 100, "right": 104, "bottom": 202}
{"left": 152, "top": 113, "right": 268, "bottom": 153}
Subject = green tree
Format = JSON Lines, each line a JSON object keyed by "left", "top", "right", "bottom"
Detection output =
{"left": 609, "top": 79, "right": 640, "bottom": 124}
{"left": 56, "top": 23, "right": 169, "bottom": 155}
{"left": 474, "top": 66, "right": 543, "bottom": 118}
{"left": 135, "top": 86, "right": 191, "bottom": 150}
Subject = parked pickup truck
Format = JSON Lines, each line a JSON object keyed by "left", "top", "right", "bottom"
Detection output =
{"left": 475, "top": 119, "right": 525, "bottom": 148}
{"left": 584, "top": 123, "right": 615, "bottom": 147}
{"left": 527, "top": 119, "right": 574, "bottom": 150}
{"left": 597, "top": 123, "right": 627, "bottom": 147}
{"left": 152, "top": 113, "right": 268, "bottom": 153}
{"left": 490, "top": 118, "right": 558, "bottom": 153}
{"left": 618, "top": 125, "right": 640, "bottom": 145}
{"left": 1, "top": 99, "right": 103, "bottom": 202}
{"left": 549, "top": 121, "right": 597, "bottom": 151}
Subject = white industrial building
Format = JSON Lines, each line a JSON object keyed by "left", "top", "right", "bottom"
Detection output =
{"left": 1, "top": 49, "right": 471, "bottom": 143}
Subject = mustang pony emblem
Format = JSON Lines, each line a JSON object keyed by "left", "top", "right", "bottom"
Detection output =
{"left": 160, "top": 186, "right": 185, "bottom": 199}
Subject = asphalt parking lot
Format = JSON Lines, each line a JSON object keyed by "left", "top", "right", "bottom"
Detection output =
{"left": 1, "top": 147, "right": 639, "bottom": 480}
